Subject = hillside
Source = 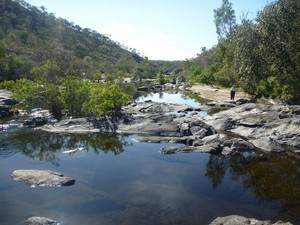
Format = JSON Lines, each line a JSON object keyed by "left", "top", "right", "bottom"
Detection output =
{"left": 0, "top": 0, "right": 164, "bottom": 81}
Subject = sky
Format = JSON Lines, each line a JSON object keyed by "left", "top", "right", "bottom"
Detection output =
{"left": 24, "top": 0, "right": 272, "bottom": 61}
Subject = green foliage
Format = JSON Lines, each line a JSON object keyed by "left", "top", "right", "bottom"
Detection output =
{"left": 214, "top": 0, "right": 236, "bottom": 39}
{"left": 62, "top": 76, "right": 90, "bottom": 117}
{"left": 1, "top": 76, "right": 132, "bottom": 118}
{"left": 30, "top": 60, "right": 60, "bottom": 83}
{"left": 44, "top": 84, "right": 65, "bottom": 120}
{"left": 157, "top": 73, "right": 167, "bottom": 85}
{"left": 84, "top": 83, "right": 131, "bottom": 116}
{"left": 0, "top": 42, "right": 16, "bottom": 81}
{"left": 0, "top": 79, "right": 15, "bottom": 90}
{"left": 0, "top": 0, "right": 161, "bottom": 82}
{"left": 234, "top": 0, "right": 300, "bottom": 100}
{"left": 186, "top": 0, "right": 299, "bottom": 101}
{"left": 9, "top": 78, "right": 43, "bottom": 109}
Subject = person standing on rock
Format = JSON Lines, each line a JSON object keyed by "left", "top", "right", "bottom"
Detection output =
{"left": 230, "top": 85, "right": 236, "bottom": 100}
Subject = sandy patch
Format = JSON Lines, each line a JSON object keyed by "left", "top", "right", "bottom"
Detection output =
{"left": 187, "top": 85, "right": 251, "bottom": 102}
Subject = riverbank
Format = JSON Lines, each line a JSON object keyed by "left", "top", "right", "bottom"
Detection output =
{"left": 186, "top": 84, "right": 251, "bottom": 102}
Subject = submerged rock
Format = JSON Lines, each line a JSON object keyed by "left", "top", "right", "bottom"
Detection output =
{"left": 209, "top": 215, "right": 293, "bottom": 225}
{"left": 26, "top": 216, "right": 60, "bottom": 225}
{"left": 11, "top": 170, "right": 75, "bottom": 187}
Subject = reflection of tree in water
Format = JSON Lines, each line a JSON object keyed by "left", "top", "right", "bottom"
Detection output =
{"left": 205, "top": 155, "right": 227, "bottom": 189}
{"left": 205, "top": 152, "right": 300, "bottom": 216}
{"left": 73, "top": 133, "right": 131, "bottom": 155}
{"left": 10, "top": 130, "right": 131, "bottom": 165}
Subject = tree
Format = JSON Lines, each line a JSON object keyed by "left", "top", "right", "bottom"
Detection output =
{"left": 44, "top": 84, "right": 65, "bottom": 120}
{"left": 233, "top": 19, "right": 263, "bottom": 95}
{"left": 9, "top": 78, "right": 44, "bottom": 109}
{"left": 84, "top": 83, "right": 131, "bottom": 117}
{"left": 214, "top": 0, "right": 236, "bottom": 40}
{"left": 255, "top": 0, "right": 300, "bottom": 99}
{"left": 62, "top": 76, "right": 90, "bottom": 117}
{"left": 233, "top": 0, "right": 300, "bottom": 100}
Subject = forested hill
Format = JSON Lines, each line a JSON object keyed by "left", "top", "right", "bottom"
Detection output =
{"left": 0, "top": 0, "right": 159, "bottom": 81}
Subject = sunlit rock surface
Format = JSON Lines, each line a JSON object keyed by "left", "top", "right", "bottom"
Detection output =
{"left": 204, "top": 103, "right": 300, "bottom": 153}
{"left": 209, "top": 215, "right": 293, "bottom": 225}
{"left": 12, "top": 169, "right": 75, "bottom": 187}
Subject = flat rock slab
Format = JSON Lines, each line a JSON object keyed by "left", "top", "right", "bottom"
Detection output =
{"left": 12, "top": 170, "right": 75, "bottom": 187}
{"left": 26, "top": 216, "right": 59, "bottom": 225}
{"left": 204, "top": 103, "right": 300, "bottom": 153}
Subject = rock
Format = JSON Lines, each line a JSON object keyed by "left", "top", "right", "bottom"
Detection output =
{"left": 43, "top": 118, "right": 100, "bottom": 133}
{"left": 222, "top": 137, "right": 256, "bottom": 155}
{"left": 206, "top": 101, "right": 236, "bottom": 108}
{"left": 235, "top": 98, "right": 251, "bottom": 105}
{"left": 123, "top": 101, "right": 197, "bottom": 115}
{"left": 199, "top": 134, "right": 255, "bottom": 155}
{"left": 250, "top": 137, "right": 285, "bottom": 153}
{"left": 162, "top": 134, "right": 256, "bottom": 155}
{"left": 24, "top": 117, "right": 48, "bottom": 127}
{"left": 11, "top": 170, "right": 75, "bottom": 187}
{"left": 25, "top": 216, "right": 59, "bottom": 225}
{"left": 23, "top": 109, "right": 55, "bottom": 127}
{"left": 161, "top": 142, "right": 222, "bottom": 154}
{"left": 137, "top": 86, "right": 149, "bottom": 91}
{"left": 204, "top": 103, "right": 300, "bottom": 153}
{"left": 133, "top": 136, "right": 186, "bottom": 143}
{"left": 209, "top": 215, "right": 293, "bottom": 225}
{"left": 161, "top": 146, "right": 198, "bottom": 154}
{"left": 0, "top": 90, "right": 18, "bottom": 118}
{"left": 41, "top": 100, "right": 300, "bottom": 156}
{"left": 188, "top": 120, "right": 217, "bottom": 138}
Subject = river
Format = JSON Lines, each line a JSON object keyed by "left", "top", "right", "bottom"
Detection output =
{"left": 0, "top": 91, "right": 299, "bottom": 225}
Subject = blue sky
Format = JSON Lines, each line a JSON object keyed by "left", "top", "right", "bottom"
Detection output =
{"left": 25, "top": 0, "right": 272, "bottom": 60}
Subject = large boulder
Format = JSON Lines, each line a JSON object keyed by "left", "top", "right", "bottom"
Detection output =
{"left": 11, "top": 170, "right": 75, "bottom": 187}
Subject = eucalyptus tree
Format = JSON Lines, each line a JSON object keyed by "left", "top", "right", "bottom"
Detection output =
{"left": 233, "top": 19, "right": 263, "bottom": 95}
{"left": 233, "top": 0, "right": 300, "bottom": 99}
{"left": 214, "top": 0, "right": 236, "bottom": 40}
{"left": 255, "top": 0, "right": 300, "bottom": 99}
{"left": 212, "top": 0, "right": 237, "bottom": 87}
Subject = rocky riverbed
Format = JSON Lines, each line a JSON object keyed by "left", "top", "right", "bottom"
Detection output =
{"left": 2, "top": 86, "right": 299, "bottom": 224}
{"left": 41, "top": 99, "right": 300, "bottom": 157}
{"left": 38, "top": 94, "right": 299, "bottom": 224}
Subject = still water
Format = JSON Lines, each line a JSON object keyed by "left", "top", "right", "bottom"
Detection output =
{"left": 137, "top": 92, "right": 200, "bottom": 107}
{"left": 0, "top": 92, "right": 300, "bottom": 225}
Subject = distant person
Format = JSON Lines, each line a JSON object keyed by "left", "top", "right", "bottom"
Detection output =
{"left": 230, "top": 85, "right": 236, "bottom": 100}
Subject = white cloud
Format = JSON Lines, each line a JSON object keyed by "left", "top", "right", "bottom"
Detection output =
{"left": 97, "top": 24, "right": 194, "bottom": 60}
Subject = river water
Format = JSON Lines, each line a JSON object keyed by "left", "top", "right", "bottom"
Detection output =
{"left": 0, "top": 92, "right": 300, "bottom": 225}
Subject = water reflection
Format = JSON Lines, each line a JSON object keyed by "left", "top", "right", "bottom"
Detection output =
{"left": 0, "top": 125, "right": 300, "bottom": 223}
{"left": 137, "top": 92, "right": 200, "bottom": 107}
{"left": 205, "top": 152, "right": 300, "bottom": 217}
{"left": 1, "top": 130, "right": 131, "bottom": 165}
